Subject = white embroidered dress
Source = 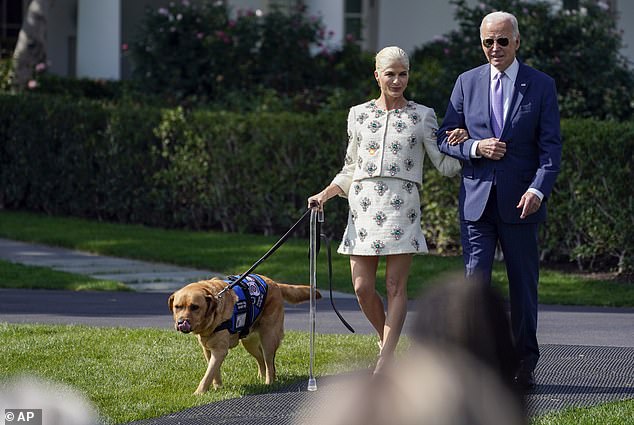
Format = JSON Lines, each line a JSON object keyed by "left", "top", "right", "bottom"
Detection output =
{"left": 331, "top": 100, "right": 460, "bottom": 256}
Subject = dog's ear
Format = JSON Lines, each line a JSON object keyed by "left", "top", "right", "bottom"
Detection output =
{"left": 168, "top": 293, "right": 175, "bottom": 312}
{"left": 205, "top": 295, "right": 217, "bottom": 316}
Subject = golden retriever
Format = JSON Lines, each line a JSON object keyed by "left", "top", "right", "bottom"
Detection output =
{"left": 168, "top": 274, "right": 321, "bottom": 394}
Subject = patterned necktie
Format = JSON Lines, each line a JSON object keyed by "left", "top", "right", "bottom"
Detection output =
{"left": 491, "top": 72, "right": 505, "bottom": 138}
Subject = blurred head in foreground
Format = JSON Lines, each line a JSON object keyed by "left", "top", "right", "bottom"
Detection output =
{"left": 411, "top": 275, "right": 520, "bottom": 392}
{"left": 298, "top": 277, "right": 526, "bottom": 425}
{"left": 299, "top": 345, "right": 525, "bottom": 425}
{"left": 0, "top": 375, "right": 99, "bottom": 425}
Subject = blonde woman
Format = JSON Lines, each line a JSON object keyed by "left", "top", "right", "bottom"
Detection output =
{"left": 308, "top": 46, "right": 466, "bottom": 374}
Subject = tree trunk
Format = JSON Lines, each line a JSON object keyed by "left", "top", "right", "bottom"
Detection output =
{"left": 11, "top": 0, "right": 52, "bottom": 90}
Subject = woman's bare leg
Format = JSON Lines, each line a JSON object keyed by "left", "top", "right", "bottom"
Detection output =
{"left": 374, "top": 254, "right": 412, "bottom": 374}
{"left": 350, "top": 255, "right": 384, "bottom": 341}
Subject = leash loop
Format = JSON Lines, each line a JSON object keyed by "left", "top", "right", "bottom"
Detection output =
{"left": 320, "top": 232, "right": 355, "bottom": 333}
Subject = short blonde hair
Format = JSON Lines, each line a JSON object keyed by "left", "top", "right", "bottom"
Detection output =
{"left": 375, "top": 46, "right": 409, "bottom": 72}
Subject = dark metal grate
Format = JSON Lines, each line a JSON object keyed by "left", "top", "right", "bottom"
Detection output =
{"left": 527, "top": 344, "right": 634, "bottom": 416}
{"left": 127, "top": 344, "right": 634, "bottom": 425}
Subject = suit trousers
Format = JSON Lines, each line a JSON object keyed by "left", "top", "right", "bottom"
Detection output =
{"left": 460, "top": 187, "right": 540, "bottom": 372}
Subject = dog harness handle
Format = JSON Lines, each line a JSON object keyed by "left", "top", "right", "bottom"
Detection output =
{"left": 216, "top": 208, "right": 313, "bottom": 299}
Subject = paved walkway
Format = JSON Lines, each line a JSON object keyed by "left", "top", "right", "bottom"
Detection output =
{"left": 0, "top": 238, "right": 219, "bottom": 292}
{"left": 1, "top": 237, "right": 633, "bottom": 423}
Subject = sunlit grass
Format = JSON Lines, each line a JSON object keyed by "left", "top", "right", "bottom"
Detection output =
{"left": 1, "top": 323, "right": 630, "bottom": 424}
{"left": 0, "top": 323, "right": 381, "bottom": 424}
{"left": 530, "top": 399, "right": 634, "bottom": 425}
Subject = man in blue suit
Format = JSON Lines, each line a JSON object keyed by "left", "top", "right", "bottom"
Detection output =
{"left": 437, "top": 11, "right": 562, "bottom": 390}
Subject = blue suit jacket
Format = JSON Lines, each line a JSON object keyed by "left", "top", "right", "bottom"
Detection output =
{"left": 438, "top": 62, "right": 562, "bottom": 224}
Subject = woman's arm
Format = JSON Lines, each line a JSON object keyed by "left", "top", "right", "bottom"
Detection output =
{"left": 422, "top": 109, "right": 462, "bottom": 177}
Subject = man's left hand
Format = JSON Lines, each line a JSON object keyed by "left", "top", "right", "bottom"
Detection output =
{"left": 517, "top": 192, "right": 542, "bottom": 219}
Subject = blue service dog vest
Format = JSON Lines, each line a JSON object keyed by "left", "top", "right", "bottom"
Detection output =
{"left": 214, "top": 274, "right": 268, "bottom": 338}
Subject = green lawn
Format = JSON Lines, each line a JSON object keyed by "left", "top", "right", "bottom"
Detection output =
{"left": 1, "top": 210, "right": 632, "bottom": 306}
{"left": 533, "top": 400, "right": 634, "bottom": 425}
{"left": 0, "top": 324, "right": 380, "bottom": 424}
{"left": 0, "top": 324, "right": 631, "bottom": 425}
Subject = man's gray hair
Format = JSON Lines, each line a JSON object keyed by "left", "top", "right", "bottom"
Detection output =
{"left": 480, "top": 11, "right": 520, "bottom": 38}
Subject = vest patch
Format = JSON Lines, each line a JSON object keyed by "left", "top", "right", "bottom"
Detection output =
{"left": 214, "top": 274, "right": 268, "bottom": 338}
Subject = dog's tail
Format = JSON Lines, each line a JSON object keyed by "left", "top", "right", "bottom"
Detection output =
{"left": 277, "top": 283, "right": 322, "bottom": 304}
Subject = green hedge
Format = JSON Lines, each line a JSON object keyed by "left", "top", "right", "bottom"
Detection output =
{"left": 0, "top": 94, "right": 631, "bottom": 273}
{"left": 0, "top": 94, "right": 350, "bottom": 238}
{"left": 543, "top": 119, "right": 634, "bottom": 274}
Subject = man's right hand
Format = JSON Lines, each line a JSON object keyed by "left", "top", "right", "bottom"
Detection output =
{"left": 476, "top": 138, "right": 506, "bottom": 160}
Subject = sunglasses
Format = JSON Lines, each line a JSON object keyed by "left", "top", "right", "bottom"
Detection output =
{"left": 482, "top": 37, "right": 510, "bottom": 48}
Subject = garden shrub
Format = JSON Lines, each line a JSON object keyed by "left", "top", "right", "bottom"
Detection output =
{"left": 128, "top": 1, "right": 340, "bottom": 109}
{"left": 542, "top": 119, "right": 634, "bottom": 275}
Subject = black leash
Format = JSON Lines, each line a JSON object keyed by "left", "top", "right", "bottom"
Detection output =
{"left": 215, "top": 208, "right": 355, "bottom": 333}
{"left": 217, "top": 208, "right": 312, "bottom": 298}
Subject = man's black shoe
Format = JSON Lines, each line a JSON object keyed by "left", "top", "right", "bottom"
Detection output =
{"left": 514, "top": 370, "right": 536, "bottom": 391}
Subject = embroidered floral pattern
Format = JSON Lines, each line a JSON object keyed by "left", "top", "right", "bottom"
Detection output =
{"left": 411, "top": 238, "right": 420, "bottom": 251}
{"left": 365, "top": 162, "right": 377, "bottom": 176}
{"left": 373, "top": 211, "right": 387, "bottom": 226}
{"left": 391, "top": 226, "right": 404, "bottom": 240}
{"left": 407, "top": 208, "right": 418, "bottom": 224}
{"left": 368, "top": 120, "right": 382, "bottom": 133}
{"left": 392, "top": 120, "right": 407, "bottom": 133}
{"left": 367, "top": 101, "right": 387, "bottom": 118}
{"left": 367, "top": 140, "right": 380, "bottom": 155}
{"left": 387, "top": 163, "right": 400, "bottom": 176}
{"left": 338, "top": 102, "right": 433, "bottom": 256}
{"left": 371, "top": 240, "right": 385, "bottom": 254}
{"left": 390, "top": 196, "right": 404, "bottom": 210}
{"left": 404, "top": 158, "right": 414, "bottom": 171}
{"left": 374, "top": 181, "right": 388, "bottom": 196}
{"left": 402, "top": 181, "right": 415, "bottom": 193}
{"left": 389, "top": 141, "right": 402, "bottom": 155}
